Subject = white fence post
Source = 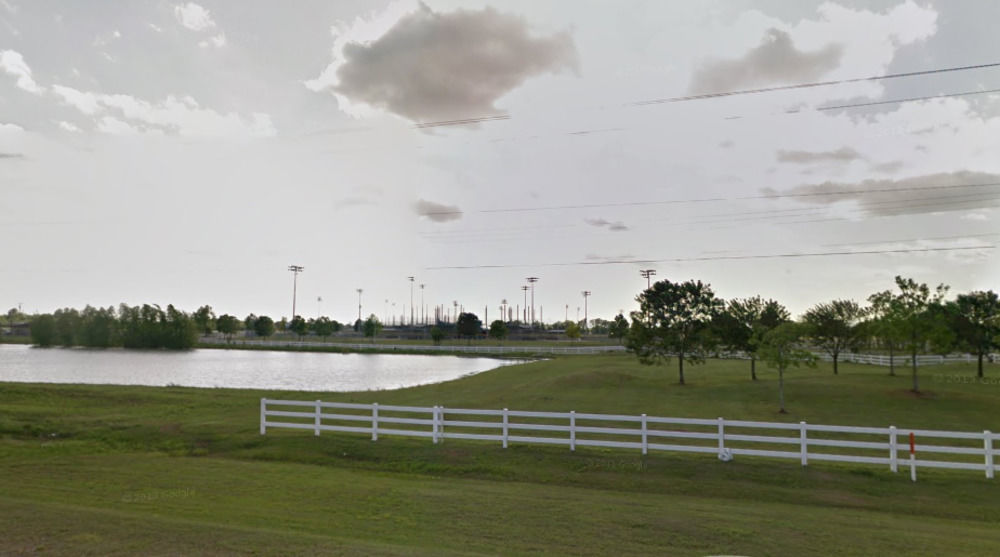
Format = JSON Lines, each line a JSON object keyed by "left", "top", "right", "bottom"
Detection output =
{"left": 641, "top": 414, "right": 648, "bottom": 456}
{"left": 985, "top": 431, "right": 994, "bottom": 480}
{"left": 502, "top": 408, "right": 509, "bottom": 449}
{"left": 432, "top": 406, "right": 439, "bottom": 444}
{"left": 260, "top": 398, "right": 266, "bottom": 435}
{"left": 800, "top": 421, "right": 808, "bottom": 466}
{"left": 314, "top": 400, "right": 321, "bottom": 437}
{"left": 570, "top": 411, "right": 576, "bottom": 452}
{"left": 371, "top": 403, "right": 379, "bottom": 441}
{"left": 717, "top": 417, "right": 725, "bottom": 458}
{"left": 437, "top": 406, "right": 444, "bottom": 444}
{"left": 889, "top": 426, "right": 898, "bottom": 473}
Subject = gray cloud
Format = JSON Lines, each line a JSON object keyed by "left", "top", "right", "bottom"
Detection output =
{"left": 585, "top": 218, "right": 629, "bottom": 231}
{"left": 333, "top": 5, "right": 577, "bottom": 123}
{"left": 776, "top": 147, "right": 863, "bottom": 164}
{"left": 414, "top": 198, "right": 462, "bottom": 222}
{"left": 689, "top": 29, "right": 841, "bottom": 94}
{"left": 0, "top": 152, "right": 24, "bottom": 159}
{"left": 765, "top": 171, "right": 1000, "bottom": 217}
{"left": 870, "top": 160, "right": 904, "bottom": 174}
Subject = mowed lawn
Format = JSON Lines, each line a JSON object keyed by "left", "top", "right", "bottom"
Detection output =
{"left": 2, "top": 353, "right": 1000, "bottom": 555}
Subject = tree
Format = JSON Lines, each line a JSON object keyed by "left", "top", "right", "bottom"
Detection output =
{"left": 30, "top": 314, "right": 57, "bottom": 347}
{"left": 565, "top": 321, "right": 581, "bottom": 340}
{"left": 216, "top": 314, "right": 239, "bottom": 343}
{"left": 589, "top": 318, "right": 611, "bottom": 335}
{"left": 53, "top": 308, "right": 81, "bottom": 346}
{"left": 162, "top": 304, "right": 198, "bottom": 349}
{"left": 456, "top": 312, "right": 482, "bottom": 342}
{"left": 363, "top": 314, "right": 382, "bottom": 342}
{"left": 311, "top": 316, "right": 339, "bottom": 339}
{"left": 430, "top": 326, "right": 445, "bottom": 345}
{"left": 626, "top": 279, "right": 722, "bottom": 385}
{"left": 758, "top": 322, "right": 818, "bottom": 413}
{"left": 253, "top": 315, "right": 275, "bottom": 339}
{"left": 952, "top": 291, "right": 1000, "bottom": 378}
{"left": 803, "top": 299, "right": 867, "bottom": 375}
{"left": 79, "top": 305, "right": 117, "bottom": 347}
{"left": 488, "top": 320, "right": 507, "bottom": 343}
{"left": 289, "top": 315, "right": 309, "bottom": 340}
{"left": 714, "top": 297, "right": 789, "bottom": 381}
{"left": 890, "top": 276, "right": 949, "bottom": 393}
{"left": 608, "top": 313, "right": 629, "bottom": 345}
{"left": 193, "top": 305, "right": 216, "bottom": 335}
{"left": 244, "top": 313, "right": 257, "bottom": 330}
{"left": 866, "top": 290, "right": 903, "bottom": 376}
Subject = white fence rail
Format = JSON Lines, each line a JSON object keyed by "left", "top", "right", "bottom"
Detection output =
{"left": 260, "top": 399, "right": 998, "bottom": 479}
{"left": 819, "top": 352, "right": 986, "bottom": 367}
{"left": 223, "top": 339, "right": 625, "bottom": 355}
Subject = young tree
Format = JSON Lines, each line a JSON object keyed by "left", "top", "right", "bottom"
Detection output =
{"left": 253, "top": 315, "right": 275, "bottom": 339}
{"left": 626, "top": 279, "right": 722, "bottom": 385}
{"left": 289, "top": 315, "right": 309, "bottom": 340}
{"left": 890, "top": 276, "right": 949, "bottom": 393}
{"left": 456, "top": 312, "right": 482, "bottom": 343}
{"left": 758, "top": 322, "right": 818, "bottom": 413}
{"left": 565, "top": 321, "right": 581, "bottom": 340}
{"left": 608, "top": 313, "right": 629, "bottom": 345}
{"left": 311, "top": 316, "right": 338, "bottom": 339}
{"left": 803, "top": 299, "right": 867, "bottom": 375}
{"left": 866, "top": 290, "right": 903, "bottom": 376}
{"left": 488, "top": 320, "right": 507, "bottom": 343}
{"left": 216, "top": 314, "right": 239, "bottom": 343}
{"left": 952, "top": 290, "right": 1000, "bottom": 378}
{"left": 363, "top": 314, "right": 382, "bottom": 342}
{"left": 193, "top": 305, "right": 216, "bottom": 335}
{"left": 430, "top": 326, "right": 445, "bottom": 345}
{"left": 715, "top": 297, "right": 790, "bottom": 381}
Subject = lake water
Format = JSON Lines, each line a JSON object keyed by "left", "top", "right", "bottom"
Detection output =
{"left": 0, "top": 344, "right": 519, "bottom": 391}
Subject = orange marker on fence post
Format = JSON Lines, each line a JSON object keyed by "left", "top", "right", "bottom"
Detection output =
{"left": 909, "top": 432, "right": 917, "bottom": 482}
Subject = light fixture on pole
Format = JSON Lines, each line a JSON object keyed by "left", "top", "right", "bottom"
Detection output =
{"left": 288, "top": 265, "right": 304, "bottom": 319}
{"left": 356, "top": 288, "right": 363, "bottom": 323}
{"left": 407, "top": 276, "right": 415, "bottom": 326}
{"left": 640, "top": 269, "right": 656, "bottom": 289}
{"left": 419, "top": 283, "right": 426, "bottom": 325}
{"left": 526, "top": 277, "right": 539, "bottom": 327}
{"left": 520, "top": 285, "right": 530, "bottom": 323}
{"left": 582, "top": 291, "right": 591, "bottom": 332}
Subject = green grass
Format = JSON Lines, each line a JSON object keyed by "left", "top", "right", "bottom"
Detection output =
{"left": 2, "top": 355, "right": 999, "bottom": 555}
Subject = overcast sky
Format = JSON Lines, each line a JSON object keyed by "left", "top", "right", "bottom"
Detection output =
{"left": 1, "top": 0, "right": 997, "bottom": 324}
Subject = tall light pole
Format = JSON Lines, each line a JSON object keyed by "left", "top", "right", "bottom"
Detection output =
{"left": 453, "top": 300, "right": 458, "bottom": 323}
{"left": 565, "top": 304, "right": 568, "bottom": 322}
{"left": 419, "top": 284, "right": 426, "bottom": 325}
{"left": 526, "top": 277, "right": 539, "bottom": 327}
{"left": 317, "top": 296, "right": 322, "bottom": 319}
{"left": 407, "top": 276, "right": 415, "bottom": 326}
{"left": 288, "top": 265, "right": 304, "bottom": 319}
{"left": 356, "top": 288, "right": 363, "bottom": 323}
{"left": 520, "top": 285, "right": 529, "bottom": 323}
{"left": 640, "top": 269, "right": 656, "bottom": 289}
{"left": 582, "top": 291, "right": 591, "bottom": 332}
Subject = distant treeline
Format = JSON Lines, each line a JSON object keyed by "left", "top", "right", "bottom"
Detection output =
{"left": 29, "top": 304, "right": 199, "bottom": 349}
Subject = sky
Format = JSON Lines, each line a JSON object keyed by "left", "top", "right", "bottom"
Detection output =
{"left": 1, "top": 0, "right": 998, "bottom": 324}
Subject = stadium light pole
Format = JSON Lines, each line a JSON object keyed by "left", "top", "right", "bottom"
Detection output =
{"left": 521, "top": 285, "right": 530, "bottom": 323}
{"left": 356, "top": 288, "right": 363, "bottom": 323}
{"left": 526, "top": 277, "right": 539, "bottom": 327}
{"left": 640, "top": 269, "right": 656, "bottom": 289}
{"left": 288, "top": 265, "right": 304, "bottom": 319}
{"left": 407, "top": 276, "right": 415, "bottom": 326}
{"left": 582, "top": 291, "right": 591, "bottom": 332}
{"left": 419, "top": 284, "right": 426, "bottom": 325}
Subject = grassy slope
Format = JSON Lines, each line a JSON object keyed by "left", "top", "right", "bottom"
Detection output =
{"left": 2, "top": 354, "right": 999, "bottom": 555}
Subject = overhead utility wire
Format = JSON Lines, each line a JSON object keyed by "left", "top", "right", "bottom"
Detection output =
{"left": 425, "top": 246, "right": 994, "bottom": 271}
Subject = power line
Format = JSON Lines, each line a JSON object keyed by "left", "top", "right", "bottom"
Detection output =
{"left": 425, "top": 246, "right": 994, "bottom": 271}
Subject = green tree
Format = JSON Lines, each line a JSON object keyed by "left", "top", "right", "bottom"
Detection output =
{"left": 456, "top": 312, "right": 482, "bottom": 342}
{"left": 430, "top": 326, "right": 445, "bottom": 345}
{"left": 216, "top": 314, "right": 239, "bottom": 343}
{"left": 715, "top": 297, "right": 789, "bottom": 381}
{"left": 890, "top": 276, "right": 949, "bottom": 393}
{"left": 488, "top": 320, "right": 507, "bottom": 343}
{"left": 803, "top": 299, "right": 867, "bottom": 375}
{"left": 193, "top": 305, "right": 216, "bottom": 335}
{"left": 253, "top": 315, "right": 275, "bottom": 339}
{"left": 162, "top": 304, "right": 198, "bottom": 349}
{"left": 608, "top": 313, "right": 629, "bottom": 345}
{"left": 952, "top": 291, "right": 1000, "bottom": 378}
{"left": 565, "top": 321, "right": 581, "bottom": 340}
{"left": 289, "top": 315, "right": 309, "bottom": 340}
{"left": 626, "top": 279, "right": 722, "bottom": 385}
{"left": 311, "top": 316, "right": 339, "bottom": 339}
{"left": 758, "top": 322, "right": 818, "bottom": 413}
{"left": 866, "top": 290, "right": 903, "bottom": 376}
{"left": 53, "top": 308, "right": 81, "bottom": 346}
{"left": 363, "top": 314, "right": 382, "bottom": 342}
{"left": 79, "top": 305, "right": 117, "bottom": 347}
{"left": 30, "top": 314, "right": 57, "bottom": 347}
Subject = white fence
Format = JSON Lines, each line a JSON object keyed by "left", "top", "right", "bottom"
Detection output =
{"left": 221, "top": 339, "right": 625, "bottom": 355}
{"left": 260, "top": 399, "right": 998, "bottom": 479}
{"left": 819, "top": 352, "right": 987, "bottom": 367}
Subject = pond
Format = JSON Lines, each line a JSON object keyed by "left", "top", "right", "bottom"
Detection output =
{"left": 0, "top": 344, "right": 520, "bottom": 391}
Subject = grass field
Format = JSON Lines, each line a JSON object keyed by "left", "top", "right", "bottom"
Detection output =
{"left": 2, "top": 354, "right": 999, "bottom": 555}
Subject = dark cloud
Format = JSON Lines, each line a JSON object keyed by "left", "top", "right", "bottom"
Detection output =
{"left": 766, "top": 171, "right": 1000, "bottom": 217}
{"left": 776, "top": 147, "right": 863, "bottom": 164}
{"left": 585, "top": 217, "right": 629, "bottom": 231}
{"left": 334, "top": 5, "right": 577, "bottom": 123}
{"left": 414, "top": 198, "right": 462, "bottom": 222}
{"left": 689, "top": 29, "right": 841, "bottom": 94}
